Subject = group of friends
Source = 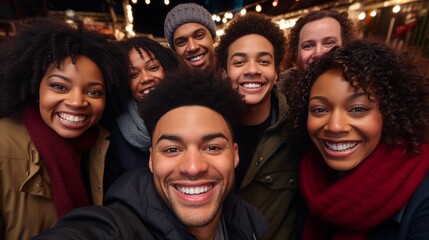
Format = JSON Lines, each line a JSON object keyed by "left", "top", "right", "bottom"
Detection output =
{"left": 0, "top": 2, "right": 428, "bottom": 240}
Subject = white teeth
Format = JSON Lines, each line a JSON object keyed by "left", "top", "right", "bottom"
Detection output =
{"left": 242, "top": 83, "right": 262, "bottom": 89}
{"left": 59, "top": 113, "right": 86, "bottom": 124}
{"left": 176, "top": 185, "right": 213, "bottom": 195}
{"left": 189, "top": 54, "right": 204, "bottom": 62}
{"left": 325, "top": 142, "right": 358, "bottom": 151}
{"left": 143, "top": 87, "right": 155, "bottom": 95}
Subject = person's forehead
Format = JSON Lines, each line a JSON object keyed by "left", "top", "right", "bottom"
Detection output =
{"left": 154, "top": 106, "right": 231, "bottom": 137}
{"left": 174, "top": 22, "right": 210, "bottom": 37}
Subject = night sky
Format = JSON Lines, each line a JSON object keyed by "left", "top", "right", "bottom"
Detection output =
{"left": 0, "top": 0, "right": 335, "bottom": 38}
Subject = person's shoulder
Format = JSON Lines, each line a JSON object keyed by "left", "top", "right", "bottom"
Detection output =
{"left": 0, "top": 117, "right": 32, "bottom": 151}
{"left": 104, "top": 168, "right": 152, "bottom": 202}
{"left": 222, "top": 194, "right": 269, "bottom": 239}
{"left": 32, "top": 204, "right": 156, "bottom": 240}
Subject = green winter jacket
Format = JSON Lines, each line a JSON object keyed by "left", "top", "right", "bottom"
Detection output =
{"left": 238, "top": 89, "right": 300, "bottom": 240}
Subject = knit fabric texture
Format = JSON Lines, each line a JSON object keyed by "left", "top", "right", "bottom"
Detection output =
{"left": 164, "top": 3, "right": 216, "bottom": 50}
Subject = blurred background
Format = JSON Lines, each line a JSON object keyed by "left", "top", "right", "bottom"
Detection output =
{"left": 0, "top": 0, "right": 428, "bottom": 55}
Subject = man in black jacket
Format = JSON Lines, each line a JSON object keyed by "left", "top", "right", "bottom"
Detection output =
{"left": 33, "top": 68, "right": 268, "bottom": 240}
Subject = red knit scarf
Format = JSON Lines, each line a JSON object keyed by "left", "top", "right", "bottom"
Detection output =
{"left": 301, "top": 143, "right": 429, "bottom": 240}
{"left": 22, "top": 103, "right": 98, "bottom": 217}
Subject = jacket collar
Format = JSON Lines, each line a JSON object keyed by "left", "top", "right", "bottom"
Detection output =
{"left": 105, "top": 169, "right": 268, "bottom": 239}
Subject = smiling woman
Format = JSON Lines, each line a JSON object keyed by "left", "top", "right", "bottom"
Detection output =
{"left": 285, "top": 40, "right": 429, "bottom": 240}
{"left": 100, "top": 36, "right": 178, "bottom": 190}
{"left": 39, "top": 56, "right": 106, "bottom": 139}
{"left": 0, "top": 18, "right": 130, "bottom": 239}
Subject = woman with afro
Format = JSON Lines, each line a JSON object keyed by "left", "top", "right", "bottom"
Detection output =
{"left": 0, "top": 18, "right": 130, "bottom": 239}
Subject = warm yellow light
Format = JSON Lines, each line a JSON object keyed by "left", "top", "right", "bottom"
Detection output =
{"left": 358, "top": 12, "right": 366, "bottom": 20}
{"left": 370, "top": 10, "right": 377, "bottom": 17}
{"left": 256, "top": 4, "right": 262, "bottom": 12}
{"left": 392, "top": 5, "right": 401, "bottom": 13}
{"left": 272, "top": 0, "right": 278, "bottom": 7}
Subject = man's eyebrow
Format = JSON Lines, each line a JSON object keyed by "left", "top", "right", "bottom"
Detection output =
{"left": 156, "top": 135, "right": 182, "bottom": 145}
{"left": 230, "top": 52, "right": 247, "bottom": 60}
{"left": 202, "top": 133, "right": 228, "bottom": 142}
{"left": 155, "top": 133, "right": 229, "bottom": 145}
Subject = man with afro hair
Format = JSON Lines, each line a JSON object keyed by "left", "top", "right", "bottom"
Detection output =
{"left": 34, "top": 67, "right": 269, "bottom": 240}
{"left": 216, "top": 12, "right": 300, "bottom": 240}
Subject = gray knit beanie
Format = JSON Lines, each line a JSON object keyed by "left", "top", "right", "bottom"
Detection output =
{"left": 164, "top": 3, "right": 216, "bottom": 50}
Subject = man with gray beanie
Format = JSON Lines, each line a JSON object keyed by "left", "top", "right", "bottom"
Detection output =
{"left": 164, "top": 3, "right": 217, "bottom": 71}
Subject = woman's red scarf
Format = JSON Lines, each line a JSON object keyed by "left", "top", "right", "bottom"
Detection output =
{"left": 22, "top": 103, "right": 98, "bottom": 217}
{"left": 301, "top": 143, "right": 429, "bottom": 240}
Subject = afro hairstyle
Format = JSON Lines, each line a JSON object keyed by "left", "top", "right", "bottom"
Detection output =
{"left": 0, "top": 18, "right": 130, "bottom": 118}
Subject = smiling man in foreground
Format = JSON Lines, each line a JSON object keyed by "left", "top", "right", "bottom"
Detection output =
{"left": 33, "top": 68, "right": 268, "bottom": 240}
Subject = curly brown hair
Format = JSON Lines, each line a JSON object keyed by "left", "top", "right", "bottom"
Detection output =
{"left": 216, "top": 12, "right": 286, "bottom": 71}
{"left": 285, "top": 40, "right": 429, "bottom": 153}
{"left": 0, "top": 18, "right": 130, "bottom": 118}
{"left": 285, "top": 10, "right": 355, "bottom": 68}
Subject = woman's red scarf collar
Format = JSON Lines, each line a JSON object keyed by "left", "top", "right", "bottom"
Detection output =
{"left": 22, "top": 103, "right": 98, "bottom": 217}
{"left": 301, "top": 143, "right": 429, "bottom": 240}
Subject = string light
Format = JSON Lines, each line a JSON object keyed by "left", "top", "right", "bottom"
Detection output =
{"left": 370, "top": 10, "right": 377, "bottom": 17}
{"left": 255, "top": 4, "right": 262, "bottom": 12}
{"left": 272, "top": 0, "right": 278, "bottom": 7}
{"left": 392, "top": 5, "right": 401, "bottom": 13}
{"left": 164, "top": 0, "right": 170, "bottom": 6}
{"left": 358, "top": 11, "right": 366, "bottom": 20}
{"left": 145, "top": 0, "right": 150, "bottom": 4}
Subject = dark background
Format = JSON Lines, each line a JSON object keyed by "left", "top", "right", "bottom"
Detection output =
{"left": 0, "top": 0, "right": 335, "bottom": 37}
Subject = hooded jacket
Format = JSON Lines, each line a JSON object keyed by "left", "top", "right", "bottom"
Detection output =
{"left": 33, "top": 169, "right": 268, "bottom": 240}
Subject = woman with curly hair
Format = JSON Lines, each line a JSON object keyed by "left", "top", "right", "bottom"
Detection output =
{"left": 102, "top": 37, "right": 178, "bottom": 190}
{"left": 278, "top": 10, "right": 355, "bottom": 93}
{"left": 0, "top": 18, "right": 129, "bottom": 239}
{"left": 285, "top": 40, "right": 429, "bottom": 239}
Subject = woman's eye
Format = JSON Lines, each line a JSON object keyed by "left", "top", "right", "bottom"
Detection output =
{"left": 148, "top": 66, "right": 160, "bottom": 72}
{"left": 350, "top": 106, "right": 369, "bottom": 112}
{"left": 50, "top": 83, "right": 67, "bottom": 91}
{"left": 310, "top": 107, "right": 327, "bottom": 113}
{"left": 130, "top": 73, "right": 139, "bottom": 79}
{"left": 87, "top": 89, "right": 104, "bottom": 98}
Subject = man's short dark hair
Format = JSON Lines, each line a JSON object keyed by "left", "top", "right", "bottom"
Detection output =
{"left": 139, "top": 67, "right": 245, "bottom": 139}
{"left": 216, "top": 12, "right": 286, "bottom": 71}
